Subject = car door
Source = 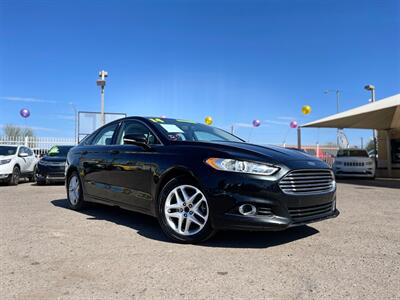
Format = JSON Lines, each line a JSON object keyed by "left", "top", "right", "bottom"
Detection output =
{"left": 17, "top": 147, "right": 30, "bottom": 173}
{"left": 25, "top": 147, "right": 37, "bottom": 172}
{"left": 106, "top": 120, "right": 161, "bottom": 212}
{"left": 80, "top": 122, "right": 120, "bottom": 202}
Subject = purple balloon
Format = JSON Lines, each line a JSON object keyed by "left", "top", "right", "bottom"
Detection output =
{"left": 20, "top": 108, "right": 30, "bottom": 118}
{"left": 252, "top": 119, "right": 261, "bottom": 127}
{"left": 290, "top": 120, "right": 298, "bottom": 128}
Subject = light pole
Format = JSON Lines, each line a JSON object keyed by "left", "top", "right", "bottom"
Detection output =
{"left": 69, "top": 102, "right": 78, "bottom": 144}
{"left": 324, "top": 89, "right": 341, "bottom": 146}
{"left": 364, "top": 84, "right": 377, "bottom": 163}
{"left": 96, "top": 70, "right": 108, "bottom": 126}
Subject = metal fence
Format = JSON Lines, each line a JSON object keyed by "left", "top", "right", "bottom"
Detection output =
{"left": 0, "top": 136, "right": 338, "bottom": 166}
{"left": 282, "top": 144, "right": 338, "bottom": 166}
{"left": 0, "top": 136, "right": 76, "bottom": 156}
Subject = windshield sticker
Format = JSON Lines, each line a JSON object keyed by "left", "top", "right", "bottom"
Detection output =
{"left": 48, "top": 146, "right": 59, "bottom": 155}
{"left": 149, "top": 118, "right": 165, "bottom": 123}
{"left": 160, "top": 124, "right": 184, "bottom": 133}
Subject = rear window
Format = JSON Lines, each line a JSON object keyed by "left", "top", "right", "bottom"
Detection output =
{"left": 337, "top": 149, "right": 369, "bottom": 157}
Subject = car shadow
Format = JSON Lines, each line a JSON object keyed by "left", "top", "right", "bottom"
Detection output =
{"left": 337, "top": 178, "right": 400, "bottom": 189}
{"left": 30, "top": 182, "right": 65, "bottom": 187}
{"left": 51, "top": 199, "right": 319, "bottom": 249}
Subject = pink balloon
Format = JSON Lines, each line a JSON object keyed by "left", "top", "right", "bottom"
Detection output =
{"left": 252, "top": 119, "right": 261, "bottom": 127}
{"left": 290, "top": 120, "right": 298, "bottom": 128}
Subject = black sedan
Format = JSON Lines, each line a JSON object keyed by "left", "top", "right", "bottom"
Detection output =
{"left": 36, "top": 145, "right": 74, "bottom": 185}
{"left": 65, "top": 117, "right": 339, "bottom": 243}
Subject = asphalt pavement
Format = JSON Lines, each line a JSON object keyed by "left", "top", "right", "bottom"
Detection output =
{"left": 0, "top": 179, "right": 399, "bottom": 299}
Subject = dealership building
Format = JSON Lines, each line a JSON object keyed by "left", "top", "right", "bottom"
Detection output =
{"left": 299, "top": 93, "right": 400, "bottom": 178}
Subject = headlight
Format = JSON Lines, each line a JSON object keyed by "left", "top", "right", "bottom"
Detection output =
{"left": 205, "top": 158, "right": 279, "bottom": 176}
{"left": 39, "top": 160, "right": 63, "bottom": 166}
{"left": 0, "top": 159, "right": 11, "bottom": 165}
{"left": 38, "top": 160, "right": 49, "bottom": 166}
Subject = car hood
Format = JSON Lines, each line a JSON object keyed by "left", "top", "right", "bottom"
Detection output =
{"left": 41, "top": 156, "right": 67, "bottom": 163}
{"left": 175, "top": 141, "right": 328, "bottom": 167}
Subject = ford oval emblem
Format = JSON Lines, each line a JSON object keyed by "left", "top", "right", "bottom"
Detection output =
{"left": 307, "top": 161, "right": 316, "bottom": 166}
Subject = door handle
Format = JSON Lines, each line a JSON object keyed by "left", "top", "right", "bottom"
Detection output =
{"left": 110, "top": 150, "right": 120, "bottom": 154}
{"left": 81, "top": 150, "right": 88, "bottom": 155}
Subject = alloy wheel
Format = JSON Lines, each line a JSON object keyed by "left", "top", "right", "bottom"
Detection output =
{"left": 68, "top": 175, "right": 80, "bottom": 205}
{"left": 164, "top": 184, "right": 209, "bottom": 236}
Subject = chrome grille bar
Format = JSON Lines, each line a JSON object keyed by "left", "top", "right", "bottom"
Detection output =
{"left": 279, "top": 169, "right": 335, "bottom": 195}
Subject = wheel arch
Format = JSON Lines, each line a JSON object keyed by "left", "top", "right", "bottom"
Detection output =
{"left": 154, "top": 167, "right": 200, "bottom": 215}
{"left": 66, "top": 165, "right": 79, "bottom": 183}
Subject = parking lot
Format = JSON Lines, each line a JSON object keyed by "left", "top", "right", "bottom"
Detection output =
{"left": 1, "top": 180, "right": 399, "bottom": 299}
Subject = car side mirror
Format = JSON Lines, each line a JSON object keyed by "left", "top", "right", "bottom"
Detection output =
{"left": 19, "top": 152, "right": 28, "bottom": 158}
{"left": 123, "top": 134, "right": 150, "bottom": 150}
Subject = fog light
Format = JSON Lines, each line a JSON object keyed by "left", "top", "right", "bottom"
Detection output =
{"left": 238, "top": 204, "right": 257, "bottom": 216}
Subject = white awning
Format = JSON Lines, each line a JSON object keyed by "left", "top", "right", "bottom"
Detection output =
{"left": 302, "top": 93, "right": 400, "bottom": 130}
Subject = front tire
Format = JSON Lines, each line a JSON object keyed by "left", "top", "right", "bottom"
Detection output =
{"left": 158, "top": 177, "right": 215, "bottom": 243}
{"left": 28, "top": 167, "right": 36, "bottom": 182}
{"left": 67, "top": 171, "right": 86, "bottom": 210}
{"left": 8, "top": 166, "right": 20, "bottom": 186}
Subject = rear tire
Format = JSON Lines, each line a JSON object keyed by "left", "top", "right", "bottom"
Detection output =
{"left": 8, "top": 166, "right": 20, "bottom": 186}
{"left": 158, "top": 176, "right": 215, "bottom": 243}
{"left": 66, "top": 171, "right": 86, "bottom": 210}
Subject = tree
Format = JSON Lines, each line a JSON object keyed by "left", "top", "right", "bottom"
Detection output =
{"left": 3, "top": 124, "right": 35, "bottom": 138}
{"left": 365, "top": 139, "right": 375, "bottom": 152}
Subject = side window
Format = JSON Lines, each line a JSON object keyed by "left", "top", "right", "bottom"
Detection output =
{"left": 92, "top": 123, "right": 118, "bottom": 145}
{"left": 26, "top": 148, "right": 34, "bottom": 156}
{"left": 116, "top": 121, "right": 160, "bottom": 145}
{"left": 18, "top": 147, "right": 27, "bottom": 155}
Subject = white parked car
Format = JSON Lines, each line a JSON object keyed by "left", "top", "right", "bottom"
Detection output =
{"left": 333, "top": 149, "right": 375, "bottom": 179}
{"left": 0, "top": 145, "right": 38, "bottom": 185}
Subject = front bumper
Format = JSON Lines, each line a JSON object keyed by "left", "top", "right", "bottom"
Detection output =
{"left": 36, "top": 163, "right": 66, "bottom": 182}
{"left": 0, "top": 164, "right": 13, "bottom": 181}
{"left": 334, "top": 167, "right": 375, "bottom": 178}
{"left": 197, "top": 166, "right": 338, "bottom": 231}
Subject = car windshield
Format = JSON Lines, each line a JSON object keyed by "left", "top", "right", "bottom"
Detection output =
{"left": 337, "top": 149, "right": 369, "bottom": 157}
{"left": 0, "top": 146, "right": 18, "bottom": 156}
{"left": 149, "top": 118, "right": 244, "bottom": 143}
{"left": 47, "top": 146, "right": 73, "bottom": 157}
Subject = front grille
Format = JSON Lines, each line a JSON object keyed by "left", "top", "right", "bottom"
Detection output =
{"left": 279, "top": 169, "right": 335, "bottom": 195}
{"left": 344, "top": 162, "right": 364, "bottom": 166}
{"left": 289, "top": 201, "right": 334, "bottom": 223}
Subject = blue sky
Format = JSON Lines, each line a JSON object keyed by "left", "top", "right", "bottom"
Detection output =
{"left": 0, "top": 0, "right": 399, "bottom": 145}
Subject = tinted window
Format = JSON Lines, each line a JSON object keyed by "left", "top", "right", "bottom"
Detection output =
{"left": 0, "top": 146, "right": 17, "bottom": 155}
{"left": 116, "top": 121, "right": 160, "bottom": 145}
{"left": 92, "top": 123, "right": 118, "bottom": 145}
{"left": 337, "top": 149, "right": 369, "bottom": 157}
